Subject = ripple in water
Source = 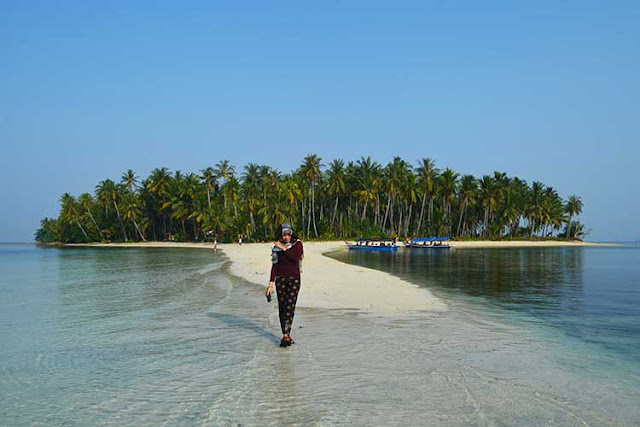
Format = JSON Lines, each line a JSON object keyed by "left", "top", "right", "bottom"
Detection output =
{"left": 1, "top": 245, "right": 639, "bottom": 426}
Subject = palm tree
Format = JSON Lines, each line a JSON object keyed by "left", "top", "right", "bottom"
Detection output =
{"left": 456, "top": 175, "right": 477, "bottom": 236}
{"left": 41, "top": 156, "right": 587, "bottom": 242}
{"left": 200, "top": 167, "right": 216, "bottom": 209}
{"left": 214, "top": 160, "right": 236, "bottom": 211}
{"left": 95, "top": 179, "right": 128, "bottom": 241}
{"left": 565, "top": 195, "right": 583, "bottom": 239}
{"left": 281, "top": 176, "right": 302, "bottom": 225}
{"left": 60, "top": 193, "right": 89, "bottom": 241}
{"left": 78, "top": 193, "right": 104, "bottom": 240}
{"left": 121, "top": 169, "right": 139, "bottom": 193}
{"left": 477, "top": 175, "right": 497, "bottom": 238}
{"left": 325, "top": 159, "right": 346, "bottom": 234}
{"left": 35, "top": 217, "right": 59, "bottom": 243}
{"left": 500, "top": 191, "right": 520, "bottom": 238}
{"left": 400, "top": 172, "right": 418, "bottom": 236}
{"left": 381, "top": 157, "right": 410, "bottom": 236}
{"left": 415, "top": 158, "right": 438, "bottom": 235}
{"left": 437, "top": 168, "right": 459, "bottom": 234}
{"left": 147, "top": 167, "right": 172, "bottom": 237}
{"left": 300, "top": 154, "right": 323, "bottom": 238}
{"left": 121, "top": 193, "right": 147, "bottom": 241}
{"left": 527, "top": 181, "right": 545, "bottom": 237}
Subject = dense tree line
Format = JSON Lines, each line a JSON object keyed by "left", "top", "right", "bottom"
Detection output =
{"left": 35, "top": 155, "right": 586, "bottom": 243}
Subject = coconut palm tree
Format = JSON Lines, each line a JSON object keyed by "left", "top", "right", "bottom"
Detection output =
{"left": 121, "top": 193, "right": 147, "bottom": 241}
{"left": 565, "top": 195, "right": 583, "bottom": 239}
{"left": 41, "top": 156, "right": 587, "bottom": 242}
{"left": 527, "top": 181, "right": 545, "bottom": 238}
{"left": 325, "top": 159, "right": 346, "bottom": 234}
{"left": 200, "top": 167, "right": 216, "bottom": 209}
{"left": 456, "top": 175, "right": 477, "bottom": 236}
{"left": 214, "top": 160, "right": 236, "bottom": 211}
{"left": 78, "top": 193, "right": 104, "bottom": 240}
{"left": 147, "top": 167, "right": 172, "bottom": 238}
{"left": 60, "top": 193, "right": 89, "bottom": 241}
{"left": 300, "top": 154, "right": 323, "bottom": 238}
{"left": 477, "top": 175, "right": 497, "bottom": 238}
{"left": 95, "top": 179, "right": 128, "bottom": 241}
{"left": 415, "top": 158, "right": 438, "bottom": 235}
{"left": 121, "top": 169, "right": 139, "bottom": 193}
{"left": 437, "top": 168, "right": 459, "bottom": 233}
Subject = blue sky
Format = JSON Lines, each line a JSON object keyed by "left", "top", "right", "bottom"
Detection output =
{"left": 1, "top": 1, "right": 638, "bottom": 242}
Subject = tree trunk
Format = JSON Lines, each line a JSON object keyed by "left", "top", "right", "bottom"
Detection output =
{"left": 308, "top": 192, "right": 313, "bottom": 237}
{"left": 301, "top": 197, "right": 306, "bottom": 238}
{"left": 456, "top": 201, "right": 466, "bottom": 237}
{"left": 311, "top": 184, "right": 318, "bottom": 237}
{"left": 133, "top": 219, "right": 146, "bottom": 241}
{"left": 113, "top": 201, "right": 128, "bottom": 241}
{"left": 76, "top": 220, "right": 89, "bottom": 241}
{"left": 382, "top": 197, "right": 391, "bottom": 232}
{"left": 530, "top": 217, "right": 535, "bottom": 238}
{"left": 86, "top": 208, "right": 104, "bottom": 240}
{"left": 416, "top": 190, "right": 427, "bottom": 235}
{"left": 389, "top": 197, "right": 396, "bottom": 235}
{"left": 484, "top": 206, "right": 489, "bottom": 238}
{"left": 331, "top": 197, "right": 339, "bottom": 232}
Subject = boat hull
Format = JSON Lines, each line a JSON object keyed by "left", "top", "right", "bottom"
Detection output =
{"left": 406, "top": 244, "right": 451, "bottom": 249}
{"left": 347, "top": 245, "right": 398, "bottom": 252}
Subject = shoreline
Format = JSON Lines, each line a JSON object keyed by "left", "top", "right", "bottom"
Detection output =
{"left": 59, "top": 239, "right": 612, "bottom": 315}
{"left": 63, "top": 241, "right": 446, "bottom": 315}
{"left": 61, "top": 239, "right": 614, "bottom": 249}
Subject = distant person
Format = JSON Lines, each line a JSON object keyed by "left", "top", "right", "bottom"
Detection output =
{"left": 266, "top": 222, "right": 304, "bottom": 347}
{"left": 238, "top": 237, "right": 242, "bottom": 245}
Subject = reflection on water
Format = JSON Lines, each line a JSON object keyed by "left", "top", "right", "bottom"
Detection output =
{"left": 1, "top": 245, "right": 639, "bottom": 426}
{"left": 327, "top": 246, "right": 640, "bottom": 362}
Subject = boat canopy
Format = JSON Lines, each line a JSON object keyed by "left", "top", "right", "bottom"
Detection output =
{"left": 356, "top": 238, "right": 396, "bottom": 242}
{"left": 411, "top": 237, "right": 450, "bottom": 242}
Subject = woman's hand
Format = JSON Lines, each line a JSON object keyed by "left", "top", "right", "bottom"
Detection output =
{"left": 274, "top": 241, "right": 287, "bottom": 250}
{"left": 266, "top": 281, "right": 275, "bottom": 296}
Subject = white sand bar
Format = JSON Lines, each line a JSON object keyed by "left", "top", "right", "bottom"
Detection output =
{"left": 221, "top": 241, "right": 447, "bottom": 315}
{"left": 66, "top": 239, "right": 611, "bottom": 315}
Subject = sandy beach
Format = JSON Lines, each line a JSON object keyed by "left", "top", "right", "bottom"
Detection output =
{"left": 64, "top": 239, "right": 610, "bottom": 315}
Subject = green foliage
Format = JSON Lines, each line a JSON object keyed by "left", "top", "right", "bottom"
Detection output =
{"left": 36, "top": 156, "right": 586, "bottom": 243}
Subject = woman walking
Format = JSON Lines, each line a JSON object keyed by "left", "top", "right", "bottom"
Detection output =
{"left": 266, "top": 222, "right": 304, "bottom": 347}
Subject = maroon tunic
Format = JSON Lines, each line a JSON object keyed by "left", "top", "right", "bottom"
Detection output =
{"left": 269, "top": 241, "right": 304, "bottom": 281}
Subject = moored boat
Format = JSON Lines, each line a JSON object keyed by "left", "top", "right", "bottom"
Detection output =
{"left": 405, "top": 237, "right": 451, "bottom": 249}
{"left": 346, "top": 238, "right": 398, "bottom": 251}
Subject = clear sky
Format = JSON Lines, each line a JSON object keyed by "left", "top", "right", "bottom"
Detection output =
{"left": 1, "top": 1, "right": 638, "bottom": 242}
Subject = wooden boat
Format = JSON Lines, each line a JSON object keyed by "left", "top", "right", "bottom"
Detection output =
{"left": 405, "top": 237, "right": 451, "bottom": 249}
{"left": 346, "top": 238, "right": 398, "bottom": 251}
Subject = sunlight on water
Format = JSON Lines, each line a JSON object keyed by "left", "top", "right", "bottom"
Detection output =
{"left": 1, "top": 244, "right": 639, "bottom": 425}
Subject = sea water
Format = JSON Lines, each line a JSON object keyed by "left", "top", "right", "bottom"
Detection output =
{"left": 1, "top": 243, "right": 639, "bottom": 426}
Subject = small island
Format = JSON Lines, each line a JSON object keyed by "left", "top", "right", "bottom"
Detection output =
{"left": 36, "top": 155, "right": 586, "bottom": 244}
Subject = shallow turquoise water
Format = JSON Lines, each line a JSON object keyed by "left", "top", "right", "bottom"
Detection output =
{"left": 327, "top": 245, "right": 640, "bottom": 364}
{"left": 1, "top": 244, "right": 639, "bottom": 426}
